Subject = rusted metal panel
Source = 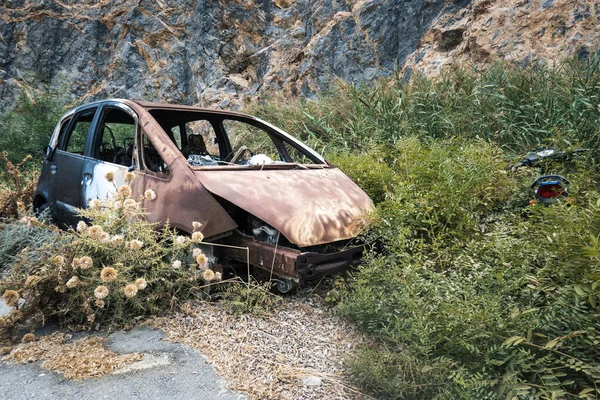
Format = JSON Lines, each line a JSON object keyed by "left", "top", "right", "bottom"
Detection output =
{"left": 222, "top": 231, "right": 302, "bottom": 279}
{"left": 194, "top": 168, "right": 374, "bottom": 247}
{"left": 122, "top": 100, "right": 238, "bottom": 237}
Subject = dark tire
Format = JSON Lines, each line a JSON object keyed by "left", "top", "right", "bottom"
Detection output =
{"left": 36, "top": 202, "right": 54, "bottom": 225}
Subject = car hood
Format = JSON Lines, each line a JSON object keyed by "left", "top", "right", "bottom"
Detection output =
{"left": 193, "top": 167, "right": 374, "bottom": 247}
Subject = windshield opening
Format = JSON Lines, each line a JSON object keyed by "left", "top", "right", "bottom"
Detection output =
{"left": 148, "top": 109, "right": 324, "bottom": 168}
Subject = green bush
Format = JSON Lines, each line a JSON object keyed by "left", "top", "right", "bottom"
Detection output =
{"left": 253, "top": 60, "right": 600, "bottom": 398}
{"left": 0, "top": 89, "right": 69, "bottom": 166}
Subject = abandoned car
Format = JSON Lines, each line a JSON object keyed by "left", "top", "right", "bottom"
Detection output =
{"left": 34, "top": 99, "right": 374, "bottom": 290}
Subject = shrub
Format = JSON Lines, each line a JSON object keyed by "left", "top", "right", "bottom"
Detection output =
{"left": 0, "top": 174, "right": 223, "bottom": 341}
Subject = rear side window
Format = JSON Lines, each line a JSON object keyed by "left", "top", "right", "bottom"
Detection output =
{"left": 61, "top": 109, "right": 96, "bottom": 154}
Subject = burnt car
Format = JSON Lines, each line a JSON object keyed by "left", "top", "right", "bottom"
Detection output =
{"left": 34, "top": 99, "right": 373, "bottom": 289}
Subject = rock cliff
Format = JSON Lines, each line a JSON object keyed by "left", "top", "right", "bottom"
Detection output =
{"left": 0, "top": 0, "right": 598, "bottom": 111}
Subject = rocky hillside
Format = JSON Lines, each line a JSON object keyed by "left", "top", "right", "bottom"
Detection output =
{"left": 0, "top": 0, "right": 598, "bottom": 111}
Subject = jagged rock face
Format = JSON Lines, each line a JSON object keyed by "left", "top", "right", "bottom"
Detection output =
{"left": 0, "top": 0, "right": 454, "bottom": 110}
{"left": 403, "top": 0, "right": 600, "bottom": 77}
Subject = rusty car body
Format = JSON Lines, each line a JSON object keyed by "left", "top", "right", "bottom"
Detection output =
{"left": 34, "top": 99, "right": 374, "bottom": 286}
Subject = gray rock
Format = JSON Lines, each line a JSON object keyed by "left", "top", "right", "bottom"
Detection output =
{"left": 0, "top": 0, "right": 470, "bottom": 111}
{"left": 302, "top": 375, "right": 322, "bottom": 387}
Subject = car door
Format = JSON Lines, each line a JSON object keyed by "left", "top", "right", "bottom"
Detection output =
{"left": 48, "top": 106, "right": 98, "bottom": 226}
{"left": 81, "top": 102, "right": 138, "bottom": 205}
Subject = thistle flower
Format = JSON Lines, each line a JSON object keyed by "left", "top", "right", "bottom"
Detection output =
{"left": 172, "top": 260, "right": 181, "bottom": 269}
{"left": 66, "top": 276, "right": 81, "bottom": 289}
{"left": 87, "top": 225, "right": 105, "bottom": 240}
{"left": 105, "top": 171, "right": 114, "bottom": 182}
{"left": 27, "top": 217, "right": 39, "bottom": 227}
{"left": 125, "top": 171, "right": 136, "bottom": 182}
{"left": 117, "top": 185, "right": 132, "bottom": 199}
{"left": 202, "top": 269, "right": 215, "bottom": 282}
{"left": 144, "top": 189, "right": 157, "bottom": 200}
{"left": 79, "top": 256, "right": 93, "bottom": 270}
{"left": 100, "top": 267, "right": 118, "bottom": 282}
{"left": 110, "top": 235, "right": 124, "bottom": 244}
{"left": 54, "top": 255, "right": 66, "bottom": 267}
{"left": 3, "top": 290, "right": 19, "bottom": 307}
{"left": 113, "top": 200, "right": 123, "bottom": 210}
{"left": 88, "top": 199, "right": 102, "bottom": 209}
{"left": 94, "top": 299, "right": 105, "bottom": 308}
{"left": 175, "top": 236, "right": 187, "bottom": 245}
{"left": 192, "top": 221, "right": 203, "bottom": 231}
{"left": 76, "top": 221, "right": 88, "bottom": 232}
{"left": 134, "top": 278, "right": 147, "bottom": 290}
{"left": 94, "top": 285, "right": 109, "bottom": 299}
{"left": 214, "top": 271, "right": 222, "bottom": 282}
{"left": 9, "top": 309, "right": 23, "bottom": 322}
{"left": 191, "top": 231, "right": 204, "bottom": 243}
{"left": 87, "top": 314, "right": 95, "bottom": 324}
{"left": 21, "top": 333, "right": 35, "bottom": 343}
{"left": 196, "top": 253, "right": 208, "bottom": 269}
{"left": 127, "top": 239, "right": 143, "bottom": 250}
{"left": 192, "top": 248, "right": 203, "bottom": 258}
{"left": 24, "top": 275, "right": 41, "bottom": 288}
{"left": 123, "top": 198, "right": 137, "bottom": 209}
{"left": 101, "top": 232, "right": 111, "bottom": 243}
{"left": 124, "top": 283, "right": 138, "bottom": 298}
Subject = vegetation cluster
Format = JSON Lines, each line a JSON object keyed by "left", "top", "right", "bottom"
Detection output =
{"left": 0, "top": 59, "right": 599, "bottom": 398}
{"left": 252, "top": 60, "right": 600, "bottom": 399}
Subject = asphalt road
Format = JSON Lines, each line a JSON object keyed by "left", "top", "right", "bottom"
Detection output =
{"left": 0, "top": 321, "right": 246, "bottom": 400}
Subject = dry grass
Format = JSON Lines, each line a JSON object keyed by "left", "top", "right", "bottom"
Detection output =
{"left": 4, "top": 332, "right": 142, "bottom": 379}
{"left": 154, "top": 296, "right": 373, "bottom": 400}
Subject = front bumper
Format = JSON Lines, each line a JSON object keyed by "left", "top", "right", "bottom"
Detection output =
{"left": 222, "top": 231, "right": 365, "bottom": 280}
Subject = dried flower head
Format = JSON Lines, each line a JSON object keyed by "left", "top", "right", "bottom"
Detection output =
{"left": 125, "top": 171, "right": 136, "bottom": 182}
{"left": 100, "top": 267, "right": 118, "bottom": 282}
{"left": 76, "top": 220, "right": 88, "bottom": 232}
{"left": 3, "top": 290, "right": 19, "bottom": 307}
{"left": 144, "top": 189, "right": 157, "bottom": 200}
{"left": 192, "top": 221, "right": 203, "bottom": 231}
{"left": 0, "top": 346, "right": 11, "bottom": 355}
{"left": 202, "top": 269, "right": 215, "bottom": 282}
{"left": 24, "top": 275, "right": 41, "bottom": 288}
{"left": 94, "top": 299, "right": 105, "bottom": 308}
{"left": 110, "top": 235, "right": 124, "bottom": 244}
{"left": 54, "top": 255, "right": 66, "bottom": 267}
{"left": 87, "top": 314, "right": 95, "bottom": 324}
{"left": 87, "top": 225, "right": 105, "bottom": 240}
{"left": 88, "top": 199, "right": 102, "bottom": 209}
{"left": 124, "top": 283, "right": 138, "bottom": 298}
{"left": 134, "top": 278, "right": 147, "bottom": 290}
{"left": 21, "top": 333, "right": 35, "bottom": 343}
{"left": 172, "top": 260, "right": 182, "bottom": 269}
{"left": 0, "top": 317, "right": 7, "bottom": 328}
{"left": 94, "top": 285, "right": 109, "bottom": 300}
{"left": 175, "top": 236, "right": 187, "bottom": 245}
{"left": 66, "top": 276, "right": 81, "bottom": 289}
{"left": 79, "top": 256, "right": 93, "bottom": 270}
{"left": 214, "top": 272, "right": 222, "bottom": 282}
{"left": 127, "top": 240, "right": 143, "bottom": 250}
{"left": 196, "top": 253, "right": 208, "bottom": 269}
{"left": 101, "top": 232, "right": 111, "bottom": 243}
{"left": 192, "top": 248, "right": 202, "bottom": 258}
{"left": 117, "top": 185, "right": 132, "bottom": 199}
{"left": 123, "top": 198, "right": 137, "bottom": 209}
{"left": 113, "top": 200, "right": 123, "bottom": 210}
{"left": 9, "top": 309, "right": 23, "bottom": 322}
{"left": 105, "top": 171, "right": 115, "bottom": 182}
{"left": 191, "top": 231, "right": 204, "bottom": 243}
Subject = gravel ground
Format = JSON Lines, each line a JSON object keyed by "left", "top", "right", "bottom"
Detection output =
{"left": 0, "top": 325, "right": 246, "bottom": 400}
